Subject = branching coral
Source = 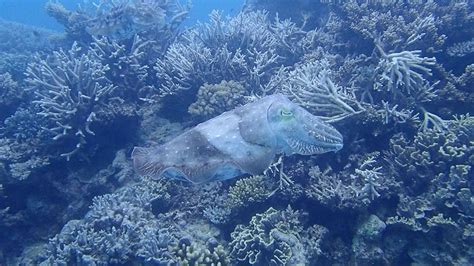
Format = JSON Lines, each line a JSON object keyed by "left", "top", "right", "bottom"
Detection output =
{"left": 447, "top": 38, "right": 474, "bottom": 57}
{"left": 26, "top": 42, "right": 116, "bottom": 160}
{"left": 155, "top": 10, "right": 309, "bottom": 97}
{"left": 339, "top": 0, "right": 445, "bottom": 51}
{"left": 279, "top": 58, "right": 365, "bottom": 122}
{"left": 2, "top": 1, "right": 472, "bottom": 265}
{"left": 89, "top": 35, "right": 158, "bottom": 102}
{"left": 306, "top": 166, "right": 363, "bottom": 210}
{"left": 306, "top": 152, "right": 398, "bottom": 210}
{"left": 374, "top": 46, "right": 436, "bottom": 98}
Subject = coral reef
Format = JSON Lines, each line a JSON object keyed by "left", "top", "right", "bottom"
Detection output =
{"left": 41, "top": 178, "right": 175, "bottom": 265}
{"left": 89, "top": 35, "right": 158, "bottom": 102}
{"left": 46, "top": 0, "right": 190, "bottom": 45}
{"left": 41, "top": 177, "right": 232, "bottom": 265}
{"left": 0, "top": 19, "right": 61, "bottom": 78}
{"left": 226, "top": 175, "right": 273, "bottom": 210}
{"left": 374, "top": 47, "right": 436, "bottom": 98}
{"left": 1, "top": 0, "right": 473, "bottom": 265}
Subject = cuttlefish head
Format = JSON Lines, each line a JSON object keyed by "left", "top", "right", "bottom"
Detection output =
{"left": 267, "top": 94, "right": 343, "bottom": 155}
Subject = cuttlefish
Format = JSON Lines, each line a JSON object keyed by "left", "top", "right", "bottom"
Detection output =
{"left": 132, "top": 94, "right": 343, "bottom": 183}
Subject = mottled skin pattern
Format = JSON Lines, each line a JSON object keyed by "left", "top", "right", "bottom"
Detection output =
{"left": 132, "top": 94, "right": 343, "bottom": 183}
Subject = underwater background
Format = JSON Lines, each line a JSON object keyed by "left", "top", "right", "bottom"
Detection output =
{"left": 0, "top": 0, "right": 473, "bottom": 265}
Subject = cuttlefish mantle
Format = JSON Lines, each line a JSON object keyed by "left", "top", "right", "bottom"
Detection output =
{"left": 132, "top": 94, "right": 343, "bottom": 183}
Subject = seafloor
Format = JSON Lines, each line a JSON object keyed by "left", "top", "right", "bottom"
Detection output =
{"left": 0, "top": 0, "right": 473, "bottom": 265}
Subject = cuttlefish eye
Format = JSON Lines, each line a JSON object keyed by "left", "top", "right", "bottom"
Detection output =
{"left": 280, "top": 109, "right": 294, "bottom": 118}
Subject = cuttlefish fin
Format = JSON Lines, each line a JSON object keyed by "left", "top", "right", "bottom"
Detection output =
{"left": 132, "top": 146, "right": 164, "bottom": 179}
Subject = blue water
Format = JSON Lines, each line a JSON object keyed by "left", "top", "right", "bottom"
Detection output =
{"left": 0, "top": 0, "right": 473, "bottom": 265}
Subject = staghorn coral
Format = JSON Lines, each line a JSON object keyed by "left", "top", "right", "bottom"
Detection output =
{"left": 374, "top": 46, "right": 437, "bottom": 99}
{"left": 278, "top": 57, "right": 365, "bottom": 122}
{"left": 89, "top": 35, "right": 156, "bottom": 98}
{"left": 306, "top": 166, "right": 363, "bottom": 210}
{"left": 155, "top": 10, "right": 309, "bottom": 97}
{"left": 87, "top": 35, "right": 162, "bottom": 106}
{"left": 188, "top": 80, "right": 249, "bottom": 118}
{"left": 26, "top": 42, "right": 116, "bottom": 160}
